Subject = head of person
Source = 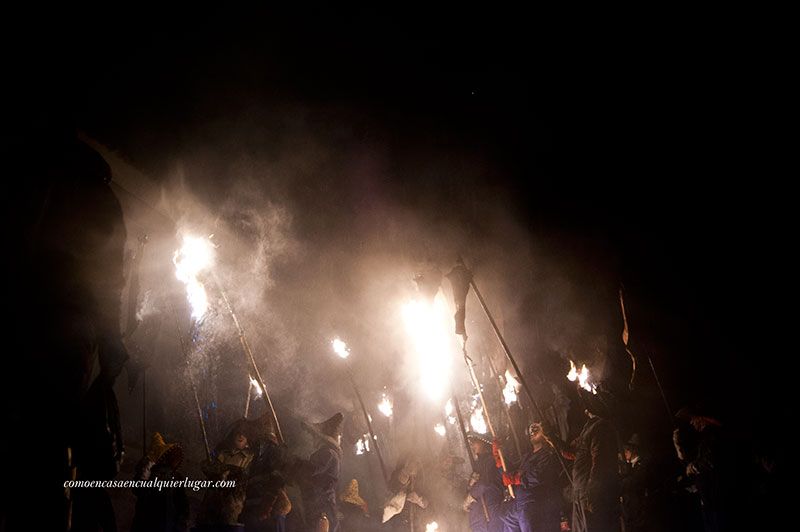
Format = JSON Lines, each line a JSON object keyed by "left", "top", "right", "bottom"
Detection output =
{"left": 467, "top": 433, "right": 490, "bottom": 456}
{"left": 527, "top": 422, "right": 546, "bottom": 447}
{"left": 234, "top": 431, "right": 249, "bottom": 450}
{"left": 624, "top": 434, "right": 641, "bottom": 461}
{"left": 312, "top": 412, "right": 344, "bottom": 447}
{"left": 676, "top": 405, "right": 721, "bottom": 432}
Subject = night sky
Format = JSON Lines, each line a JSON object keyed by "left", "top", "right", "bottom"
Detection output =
{"left": 5, "top": 8, "right": 790, "bottom": 448}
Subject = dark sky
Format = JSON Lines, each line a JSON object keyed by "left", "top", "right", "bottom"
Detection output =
{"left": 5, "top": 8, "right": 791, "bottom": 440}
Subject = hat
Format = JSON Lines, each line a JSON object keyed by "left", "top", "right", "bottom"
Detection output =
{"left": 302, "top": 412, "right": 344, "bottom": 447}
{"left": 624, "top": 433, "right": 641, "bottom": 450}
{"left": 465, "top": 432, "right": 492, "bottom": 446}
{"left": 340, "top": 479, "right": 369, "bottom": 514}
{"left": 676, "top": 404, "right": 716, "bottom": 420}
{"left": 526, "top": 422, "right": 544, "bottom": 436}
{"left": 147, "top": 432, "right": 183, "bottom": 468}
{"left": 220, "top": 413, "right": 278, "bottom": 450}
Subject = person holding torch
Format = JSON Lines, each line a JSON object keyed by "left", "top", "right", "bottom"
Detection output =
{"left": 495, "top": 422, "right": 563, "bottom": 532}
{"left": 464, "top": 432, "right": 504, "bottom": 532}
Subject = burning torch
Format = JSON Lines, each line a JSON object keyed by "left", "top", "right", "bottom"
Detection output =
{"left": 168, "top": 302, "right": 212, "bottom": 462}
{"left": 171, "top": 234, "right": 220, "bottom": 461}
{"left": 446, "top": 261, "right": 516, "bottom": 498}
{"left": 217, "top": 284, "right": 284, "bottom": 444}
{"left": 332, "top": 337, "right": 390, "bottom": 487}
{"left": 487, "top": 354, "right": 524, "bottom": 458}
{"left": 453, "top": 256, "right": 575, "bottom": 488}
{"left": 173, "top": 233, "right": 283, "bottom": 445}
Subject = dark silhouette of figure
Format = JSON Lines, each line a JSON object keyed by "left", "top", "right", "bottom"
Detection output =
{"left": 2, "top": 121, "right": 128, "bottom": 531}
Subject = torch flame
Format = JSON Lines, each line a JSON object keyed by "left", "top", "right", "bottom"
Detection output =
{"left": 332, "top": 338, "right": 350, "bottom": 359}
{"left": 378, "top": 394, "right": 393, "bottom": 417}
{"left": 567, "top": 360, "right": 579, "bottom": 381}
{"left": 249, "top": 375, "right": 263, "bottom": 398}
{"left": 567, "top": 360, "right": 597, "bottom": 394}
{"left": 470, "top": 406, "right": 488, "bottom": 434}
{"left": 355, "top": 434, "right": 372, "bottom": 455}
{"left": 444, "top": 399, "right": 457, "bottom": 425}
{"left": 503, "top": 370, "right": 520, "bottom": 405}
{"left": 434, "top": 423, "right": 446, "bottom": 437}
{"left": 426, "top": 522, "right": 439, "bottom": 532}
{"left": 401, "top": 294, "right": 455, "bottom": 401}
{"left": 173, "top": 234, "right": 215, "bottom": 322}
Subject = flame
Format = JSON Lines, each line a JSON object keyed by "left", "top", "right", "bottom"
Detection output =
{"left": 567, "top": 360, "right": 579, "bottom": 381}
{"left": 173, "top": 234, "right": 215, "bottom": 322}
{"left": 444, "top": 399, "right": 457, "bottom": 425}
{"left": 434, "top": 423, "right": 447, "bottom": 437}
{"left": 503, "top": 370, "right": 520, "bottom": 405}
{"left": 249, "top": 375, "right": 263, "bottom": 398}
{"left": 332, "top": 338, "right": 350, "bottom": 359}
{"left": 378, "top": 394, "right": 393, "bottom": 417}
{"left": 567, "top": 360, "right": 597, "bottom": 394}
{"left": 355, "top": 433, "right": 372, "bottom": 455}
{"left": 426, "top": 522, "right": 439, "bottom": 532}
{"left": 470, "top": 406, "right": 488, "bottom": 434}
{"left": 401, "top": 293, "right": 455, "bottom": 401}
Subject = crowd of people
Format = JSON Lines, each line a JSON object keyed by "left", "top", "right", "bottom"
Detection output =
{"left": 2, "top": 133, "right": 784, "bottom": 532}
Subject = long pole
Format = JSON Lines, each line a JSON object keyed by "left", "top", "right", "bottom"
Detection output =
{"left": 485, "top": 351, "right": 523, "bottom": 458}
{"left": 619, "top": 287, "right": 637, "bottom": 390}
{"left": 347, "top": 368, "right": 390, "bottom": 487}
{"left": 141, "top": 369, "right": 147, "bottom": 458}
{"left": 217, "top": 284, "right": 284, "bottom": 444}
{"left": 648, "top": 353, "right": 675, "bottom": 426}
{"left": 450, "top": 390, "right": 477, "bottom": 472}
{"left": 170, "top": 304, "right": 212, "bottom": 461}
{"left": 450, "top": 389, "right": 491, "bottom": 522}
{"left": 462, "top": 341, "right": 515, "bottom": 498}
{"left": 468, "top": 278, "right": 574, "bottom": 487}
{"left": 618, "top": 289, "right": 674, "bottom": 424}
{"left": 244, "top": 379, "right": 252, "bottom": 419}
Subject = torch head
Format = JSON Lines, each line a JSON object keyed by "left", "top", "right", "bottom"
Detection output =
{"left": 332, "top": 338, "right": 350, "bottom": 359}
{"left": 413, "top": 264, "right": 443, "bottom": 304}
{"left": 445, "top": 258, "right": 473, "bottom": 337}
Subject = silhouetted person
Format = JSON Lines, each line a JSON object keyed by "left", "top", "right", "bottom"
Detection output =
{"left": 294, "top": 413, "right": 344, "bottom": 532}
{"left": 464, "top": 433, "right": 503, "bottom": 532}
{"left": 565, "top": 392, "right": 620, "bottom": 532}
{"left": 131, "top": 433, "right": 190, "bottom": 532}
{"left": 197, "top": 422, "right": 256, "bottom": 530}
{"left": 673, "top": 406, "right": 731, "bottom": 532}
{"left": 383, "top": 455, "right": 431, "bottom": 531}
{"left": 498, "top": 423, "right": 562, "bottom": 532}
{"left": 620, "top": 434, "right": 648, "bottom": 532}
{"left": 2, "top": 123, "right": 127, "bottom": 531}
{"left": 241, "top": 418, "right": 292, "bottom": 532}
{"left": 338, "top": 479, "right": 372, "bottom": 532}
